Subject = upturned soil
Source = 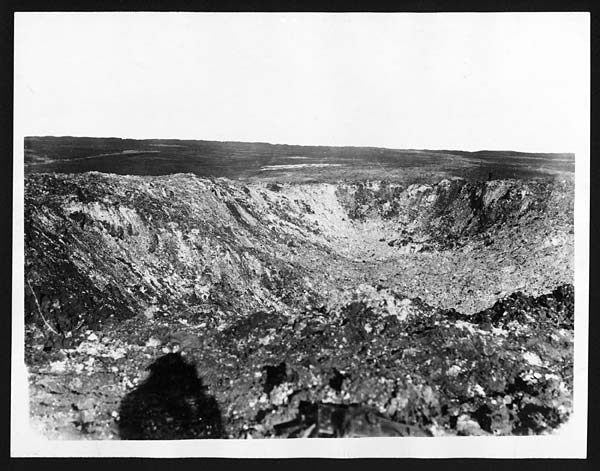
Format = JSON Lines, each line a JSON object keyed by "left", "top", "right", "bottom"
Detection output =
{"left": 23, "top": 172, "right": 574, "bottom": 438}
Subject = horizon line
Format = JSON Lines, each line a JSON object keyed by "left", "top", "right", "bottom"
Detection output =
{"left": 23, "top": 135, "right": 575, "bottom": 156}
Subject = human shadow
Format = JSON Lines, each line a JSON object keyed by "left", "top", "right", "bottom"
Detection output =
{"left": 118, "top": 353, "right": 224, "bottom": 439}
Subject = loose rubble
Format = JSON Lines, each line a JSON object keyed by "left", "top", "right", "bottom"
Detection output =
{"left": 23, "top": 172, "right": 574, "bottom": 439}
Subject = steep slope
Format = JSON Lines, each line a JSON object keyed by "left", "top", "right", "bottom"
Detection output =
{"left": 23, "top": 172, "right": 574, "bottom": 438}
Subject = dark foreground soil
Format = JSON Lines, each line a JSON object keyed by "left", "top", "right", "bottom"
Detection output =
{"left": 23, "top": 172, "right": 574, "bottom": 439}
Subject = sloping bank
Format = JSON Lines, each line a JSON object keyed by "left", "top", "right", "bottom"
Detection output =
{"left": 23, "top": 172, "right": 574, "bottom": 438}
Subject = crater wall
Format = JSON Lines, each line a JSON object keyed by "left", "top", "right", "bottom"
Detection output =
{"left": 23, "top": 172, "right": 575, "bottom": 438}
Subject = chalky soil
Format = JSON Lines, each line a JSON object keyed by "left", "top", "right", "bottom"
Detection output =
{"left": 24, "top": 173, "right": 574, "bottom": 439}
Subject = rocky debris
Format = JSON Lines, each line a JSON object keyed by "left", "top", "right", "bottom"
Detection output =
{"left": 273, "top": 401, "right": 432, "bottom": 438}
{"left": 26, "top": 282, "right": 574, "bottom": 439}
{"left": 334, "top": 178, "right": 573, "bottom": 251}
{"left": 227, "top": 284, "right": 573, "bottom": 438}
{"left": 454, "top": 284, "right": 574, "bottom": 329}
{"left": 24, "top": 173, "right": 573, "bottom": 342}
{"left": 23, "top": 172, "right": 574, "bottom": 439}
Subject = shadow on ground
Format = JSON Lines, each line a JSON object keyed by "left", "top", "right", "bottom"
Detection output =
{"left": 118, "top": 353, "right": 223, "bottom": 439}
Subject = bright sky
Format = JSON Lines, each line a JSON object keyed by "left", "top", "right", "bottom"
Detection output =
{"left": 14, "top": 12, "right": 589, "bottom": 152}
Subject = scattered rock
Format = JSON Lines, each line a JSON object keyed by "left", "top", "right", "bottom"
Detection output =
{"left": 23, "top": 173, "right": 574, "bottom": 439}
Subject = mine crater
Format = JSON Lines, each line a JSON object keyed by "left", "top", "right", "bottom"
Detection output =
{"left": 24, "top": 171, "right": 574, "bottom": 439}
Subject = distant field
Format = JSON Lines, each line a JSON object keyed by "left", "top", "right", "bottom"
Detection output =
{"left": 24, "top": 136, "right": 575, "bottom": 184}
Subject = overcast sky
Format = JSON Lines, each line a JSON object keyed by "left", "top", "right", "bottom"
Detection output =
{"left": 15, "top": 12, "right": 589, "bottom": 152}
